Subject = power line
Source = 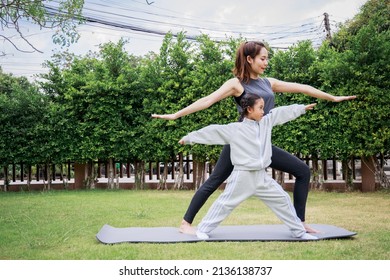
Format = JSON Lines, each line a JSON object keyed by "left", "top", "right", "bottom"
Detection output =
{"left": 43, "top": 2, "right": 327, "bottom": 48}
{"left": 2, "top": 0, "right": 345, "bottom": 78}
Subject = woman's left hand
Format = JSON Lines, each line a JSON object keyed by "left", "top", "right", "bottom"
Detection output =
{"left": 332, "top": 95, "right": 357, "bottom": 102}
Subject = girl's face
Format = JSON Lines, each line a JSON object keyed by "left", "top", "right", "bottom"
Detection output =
{"left": 247, "top": 48, "right": 269, "bottom": 77}
{"left": 247, "top": 98, "right": 265, "bottom": 121}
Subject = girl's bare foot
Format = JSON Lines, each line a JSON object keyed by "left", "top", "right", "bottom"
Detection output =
{"left": 303, "top": 222, "right": 320, "bottom": 233}
{"left": 179, "top": 220, "right": 196, "bottom": 235}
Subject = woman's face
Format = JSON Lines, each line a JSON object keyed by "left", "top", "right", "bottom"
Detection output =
{"left": 247, "top": 47, "right": 269, "bottom": 76}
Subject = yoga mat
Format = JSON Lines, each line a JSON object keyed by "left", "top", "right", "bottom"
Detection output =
{"left": 96, "top": 224, "right": 356, "bottom": 244}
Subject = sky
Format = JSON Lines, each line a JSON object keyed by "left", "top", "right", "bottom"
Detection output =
{"left": 0, "top": 0, "right": 368, "bottom": 81}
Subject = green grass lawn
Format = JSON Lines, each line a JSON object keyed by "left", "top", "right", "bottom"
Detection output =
{"left": 0, "top": 189, "right": 389, "bottom": 260}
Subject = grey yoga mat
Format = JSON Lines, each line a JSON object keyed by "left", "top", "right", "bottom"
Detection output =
{"left": 96, "top": 224, "right": 356, "bottom": 244}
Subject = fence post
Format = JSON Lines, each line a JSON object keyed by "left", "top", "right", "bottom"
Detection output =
{"left": 361, "top": 156, "right": 376, "bottom": 192}
{"left": 74, "top": 163, "right": 87, "bottom": 189}
{"left": 3, "top": 166, "right": 8, "bottom": 191}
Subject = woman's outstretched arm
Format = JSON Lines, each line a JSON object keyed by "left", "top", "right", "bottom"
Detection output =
{"left": 151, "top": 78, "right": 242, "bottom": 120}
{"left": 268, "top": 78, "right": 357, "bottom": 102}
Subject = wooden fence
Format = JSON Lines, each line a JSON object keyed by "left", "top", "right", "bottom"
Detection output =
{"left": 1, "top": 155, "right": 389, "bottom": 192}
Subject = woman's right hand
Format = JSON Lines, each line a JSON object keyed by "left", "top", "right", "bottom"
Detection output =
{"left": 151, "top": 113, "right": 177, "bottom": 120}
{"left": 151, "top": 78, "right": 242, "bottom": 121}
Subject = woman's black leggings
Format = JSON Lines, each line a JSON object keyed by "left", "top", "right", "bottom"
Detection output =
{"left": 183, "top": 145, "right": 311, "bottom": 223}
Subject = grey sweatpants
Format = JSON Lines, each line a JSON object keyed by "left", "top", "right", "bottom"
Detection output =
{"left": 197, "top": 169, "right": 306, "bottom": 238}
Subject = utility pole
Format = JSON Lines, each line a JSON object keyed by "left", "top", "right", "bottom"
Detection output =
{"left": 323, "top": 12, "right": 332, "bottom": 41}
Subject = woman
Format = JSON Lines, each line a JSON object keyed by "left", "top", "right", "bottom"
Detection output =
{"left": 152, "top": 41, "right": 356, "bottom": 234}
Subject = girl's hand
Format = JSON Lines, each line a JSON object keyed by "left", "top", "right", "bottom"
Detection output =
{"left": 305, "top": 103, "right": 317, "bottom": 111}
{"left": 151, "top": 113, "right": 177, "bottom": 120}
{"left": 178, "top": 138, "right": 185, "bottom": 145}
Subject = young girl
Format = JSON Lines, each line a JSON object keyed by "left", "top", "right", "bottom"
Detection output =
{"left": 179, "top": 94, "right": 318, "bottom": 240}
{"left": 153, "top": 41, "right": 356, "bottom": 234}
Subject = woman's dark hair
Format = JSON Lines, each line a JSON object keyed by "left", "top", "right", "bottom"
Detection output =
{"left": 240, "top": 93, "right": 263, "bottom": 119}
{"left": 233, "top": 41, "right": 267, "bottom": 83}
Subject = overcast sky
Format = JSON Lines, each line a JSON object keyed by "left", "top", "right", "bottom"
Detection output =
{"left": 1, "top": 0, "right": 368, "bottom": 81}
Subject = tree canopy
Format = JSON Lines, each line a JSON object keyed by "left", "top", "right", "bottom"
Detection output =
{"left": 0, "top": 0, "right": 84, "bottom": 55}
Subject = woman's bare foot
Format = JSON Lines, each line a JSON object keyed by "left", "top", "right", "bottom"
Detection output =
{"left": 179, "top": 220, "right": 196, "bottom": 235}
{"left": 303, "top": 222, "right": 320, "bottom": 233}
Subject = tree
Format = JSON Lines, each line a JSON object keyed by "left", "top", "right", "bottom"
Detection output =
{"left": 177, "top": 35, "right": 238, "bottom": 188}
{"left": 0, "top": 0, "right": 84, "bottom": 55}
{"left": 317, "top": 0, "right": 390, "bottom": 188}
{"left": 268, "top": 0, "right": 389, "bottom": 189}
{"left": 41, "top": 39, "right": 143, "bottom": 189}
{"left": 0, "top": 68, "right": 49, "bottom": 190}
{"left": 268, "top": 41, "right": 332, "bottom": 188}
{"left": 140, "top": 32, "right": 194, "bottom": 189}
{"left": 142, "top": 34, "right": 240, "bottom": 189}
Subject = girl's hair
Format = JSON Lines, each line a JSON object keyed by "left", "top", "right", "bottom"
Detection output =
{"left": 233, "top": 41, "right": 267, "bottom": 83}
{"left": 240, "top": 93, "right": 263, "bottom": 119}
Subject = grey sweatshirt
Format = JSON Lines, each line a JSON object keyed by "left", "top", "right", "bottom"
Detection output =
{"left": 182, "top": 104, "right": 306, "bottom": 171}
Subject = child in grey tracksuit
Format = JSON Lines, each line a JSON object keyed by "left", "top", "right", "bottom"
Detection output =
{"left": 179, "top": 93, "right": 318, "bottom": 240}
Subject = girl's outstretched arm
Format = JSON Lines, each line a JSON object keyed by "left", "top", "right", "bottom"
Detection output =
{"left": 151, "top": 78, "right": 242, "bottom": 120}
{"left": 268, "top": 78, "right": 357, "bottom": 102}
{"left": 305, "top": 103, "right": 317, "bottom": 111}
